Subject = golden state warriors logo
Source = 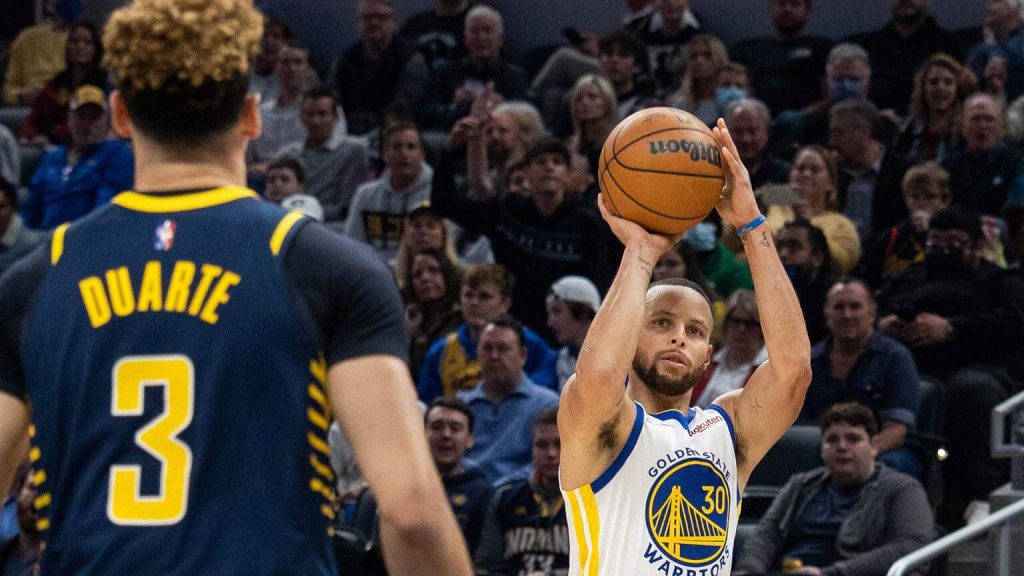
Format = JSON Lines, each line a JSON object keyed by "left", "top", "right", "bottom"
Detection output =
{"left": 645, "top": 458, "right": 730, "bottom": 567}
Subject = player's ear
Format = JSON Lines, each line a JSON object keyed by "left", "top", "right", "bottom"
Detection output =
{"left": 109, "top": 90, "right": 132, "bottom": 138}
{"left": 240, "top": 92, "right": 262, "bottom": 140}
{"left": 703, "top": 343, "right": 713, "bottom": 371}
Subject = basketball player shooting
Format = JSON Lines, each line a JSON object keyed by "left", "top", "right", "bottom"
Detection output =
{"left": 558, "top": 119, "right": 811, "bottom": 576}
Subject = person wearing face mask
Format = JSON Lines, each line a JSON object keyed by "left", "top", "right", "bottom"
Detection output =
{"left": 668, "top": 34, "right": 730, "bottom": 126}
{"left": 684, "top": 221, "right": 754, "bottom": 299}
{"left": 776, "top": 218, "right": 839, "bottom": 344}
{"left": 876, "top": 207, "right": 1024, "bottom": 527}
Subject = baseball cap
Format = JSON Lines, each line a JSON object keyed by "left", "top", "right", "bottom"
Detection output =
{"left": 549, "top": 275, "right": 602, "bottom": 313}
{"left": 409, "top": 199, "right": 440, "bottom": 219}
{"left": 281, "top": 194, "right": 324, "bottom": 221}
{"left": 69, "top": 85, "right": 106, "bottom": 111}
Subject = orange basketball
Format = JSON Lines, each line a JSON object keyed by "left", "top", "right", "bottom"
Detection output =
{"left": 598, "top": 107, "right": 725, "bottom": 235}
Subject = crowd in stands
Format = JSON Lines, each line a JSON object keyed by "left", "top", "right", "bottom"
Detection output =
{"left": 3, "top": 0, "right": 1024, "bottom": 574}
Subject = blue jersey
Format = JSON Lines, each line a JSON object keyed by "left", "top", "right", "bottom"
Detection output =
{"left": 0, "top": 186, "right": 409, "bottom": 575}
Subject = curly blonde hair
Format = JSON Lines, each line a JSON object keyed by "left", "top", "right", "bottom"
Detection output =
{"left": 103, "top": 0, "right": 263, "bottom": 143}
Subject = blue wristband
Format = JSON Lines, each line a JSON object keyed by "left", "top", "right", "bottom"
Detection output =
{"left": 736, "top": 214, "right": 767, "bottom": 237}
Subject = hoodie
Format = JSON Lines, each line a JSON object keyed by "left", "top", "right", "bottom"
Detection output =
{"left": 343, "top": 161, "right": 433, "bottom": 263}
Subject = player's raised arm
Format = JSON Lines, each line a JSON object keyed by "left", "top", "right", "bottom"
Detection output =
{"left": 558, "top": 196, "right": 679, "bottom": 487}
{"left": 709, "top": 119, "right": 812, "bottom": 484}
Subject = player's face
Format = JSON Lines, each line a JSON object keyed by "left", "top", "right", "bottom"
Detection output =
{"left": 425, "top": 407, "right": 473, "bottom": 471}
{"left": 411, "top": 253, "right": 447, "bottom": 303}
{"left": 821, "top": 421, "right": 877, "bottom": 485}
{"left": 383, "top": 128, "right": 425, "bottom": 182}
{"left": 771, "top": 0, "right": 810, "bottom": 34}
{"left": 465, "top": 15, "right": 503, "bottom": 63}
{"left": 358, "top": 0, "right": 396, "bottom": 45}
{"left": 532, "top": 423, "right": 561, "bottom": 483}
{"left": 963, "top": 97, "right": 1003, "bottom": 151}
{"left": 266, "top": 167, "right": 303, "bottom": 203}
{"left": 825, "top": 282, "right": 876, "bottom": 342}
{"left": 789, "top": 149, "right": 832, "bottom": 208}
{"left": 574, "top": 83, "right": 609, "bottom": 122}
{"left": 301, "top": 96, "right": 339, "bottom": 145}
{"left": 727, "top": 107, "right": 769, "bottom": 167}
{"left": 923, "top": 64, "right": 958, "bottom": 113}
{"left": 478, "top": 325, "right": 528, "bottom": 385}
{"left": 461, "top": 282, "right": 510, "bottom": 328}
{"left": 652, "top": 250, "right": 686, "bottom": 283}
{"left": 406, "top": 213, "right": 445, "bottom": 251}
{"left": 546, "top": 297, "right": 584, "bottom": 346}
{"left": 67, "top": 26, "right": 97, "bottom": 67}
{"left": 633, "top": 286, "right": 713, "bottom": 398}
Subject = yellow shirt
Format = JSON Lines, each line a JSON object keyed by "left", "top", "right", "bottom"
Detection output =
{"left": 765, "top": 205, "right": 862, "bottom": 274}
{"left": 3, "top": 23, "right": 67, "bottom": 105}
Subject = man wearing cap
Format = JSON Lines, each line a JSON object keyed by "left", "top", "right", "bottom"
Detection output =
{"left": 546, "top": 276, "right": 600, "bottom": 390}
{"left": 21, "top": 84, "right": 134, "bottom": 230}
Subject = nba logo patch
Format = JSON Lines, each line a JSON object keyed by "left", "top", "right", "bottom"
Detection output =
{"left": 154, "top": 220, "right": 176, "bottom": 251}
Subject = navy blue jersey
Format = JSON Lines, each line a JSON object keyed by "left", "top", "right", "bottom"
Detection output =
{"left": 0, "top": 186, "right": 409, "bottom": 575}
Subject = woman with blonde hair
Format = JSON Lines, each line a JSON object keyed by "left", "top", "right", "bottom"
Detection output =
{"left": 895, "top": 53, "right": 970, "bottom": 164}
{"left": 566, "top": 74, "right": 618, "bottom": 179}
{"left": 669, "top": 33, "right": 729, "bottom": 125}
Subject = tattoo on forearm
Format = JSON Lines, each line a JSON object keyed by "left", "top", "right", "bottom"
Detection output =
{"left": 638, "top": 256, "right": 653, "bottom": 275}
{"left": 759, "top": 230, "right": 769, "bottom": 248}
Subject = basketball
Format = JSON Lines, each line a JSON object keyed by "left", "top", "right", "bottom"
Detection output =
{"left": 598, "top": 107, "right": 725, "bottom": 235}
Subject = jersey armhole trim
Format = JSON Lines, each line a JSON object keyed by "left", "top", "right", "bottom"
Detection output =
{"left": 269, "top": 210, "right": 306, "bottom": 256}
{"left": 50, "top": 223, "right": 69, "bottom": 265}
{"left": 706, "top": 404, "right": 737, "bottom": 450}
{"left": 591, "top": 401, "right": 644, "bottom": 494}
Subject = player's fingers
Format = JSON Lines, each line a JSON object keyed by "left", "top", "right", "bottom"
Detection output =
{"left": 715, "top": 119, "right": 741, "bottom": 157}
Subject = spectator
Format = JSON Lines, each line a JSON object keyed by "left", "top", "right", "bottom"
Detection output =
{"left": 457, "top": 317, "right": 560, "bottom": 484}
{"left": 566, "top": 75, "right": 618, "bottom": 182}
{"left": 465, "top": 99, "right": 546, "bottom": 199}
{"left": 2, "top": 0, "right": 78, "bottom": 105}
{"left": 333, "top": 0, "right": 421, "bottom": 136}
{"left": 877, "top": 207, "right": 1024, "bottom": 525}
{"left": 249, "top": 14, "right": 293, "bottom": 102}
{"left": 345, "top": 122, "right": 433, "bottom": 262}
{"left": 830, "top": 99, "right": 910, "bottom": 240}
{"left": 417, "top": 264, "right": 557, "bottom": 403}
{"left": 0, "top": 178, "right": 45, "bottom": 276}
{"left": 393, "top": 200, "right": 462, "bottom": 287}
{"left": 714, "top": 62, "right": 752, "bottom": 118}
{"left": 894, "top": 53, "right": 970, "bottom": 165}
{"left": 22, "top": 85, "right": 133, "bottom": 230}
{"left": 0, "top": 464, "right": 40, "bottom": 576}
{"left": 730, "top": 0, "right": 833, "bottom": 115}
{"left": 474, "top": 407, "right": 569, "bottom": 575}
{"left": 626, "top": 0, "right": 703, "bottom": 92}
{"left": 777, "top": 218, "right": 839, "bottom": 344}
{"left": 801, "top": 279, "right": 923, "bottom": 478}
{"left": 279, "top": 193, "right": 325, "bottom": 222}
{"left": 943, "top": 92, "right": 1024, "bottom": 218}
{"left": 247, "top": 39, "right": 314, "bottom": 170}
{"left": 278, "top": 86, "right": 372, "bottom": 223}
{"left": 264, "top": 156, "right": 306, "bottom": 204}
{"left": 690, "top": 290, "right": 767, "bottom": 408}
{"left": 762, "top": 145, "right": 862, "bottom": 274}
{"left": 684, "top": 222, "right": 754, "bottom": 298}
{"left": 400, "top": 0, "right": 472, "bottom": 73}
{"left": 18, "top": 22, "right": 107, "bottom": 147}
{"left": 402, "top": 248, "right": 463, "bottom": 378}
{"left": 349, "top": 398, "right": 493, "bottom": 563}
{"left": 433, "top": 138, "right": 611, "bottom": 336}
{"left": 857, "top": 162, "right": 952, "bottom": 289}
{"left": 597, "top": 30, "right": 657, "bottom": 120}
{"left": 848, "top": 0, "right": 959, "bottom": 115}
{"left": 967, "top": 0, "right": 1024, "bottom": 102}
{"left": 771, "top": 43, "right": 895, "bottom": 160}
{"left": 734, "top": 402, "right": 934, "bottom": 576}
{"left": 0, "top": 126, "right": 18, "bottom": 187}
{"left": 545, "top": 276, "right": 600, "bottom": 390}
{"left": 418, "top": 6, "right": 528, "bottom": 130}
{"left": 667, "top": 33, "right": 729, "bottom": 126}
{"left": 530, "top": 35, "right": 604, "bottom": 126}
{"left": 622, "top": 0, "right": 655, "bottom": 27}
{"left": 725, "top": 98, "right": 790, "bottom": 189}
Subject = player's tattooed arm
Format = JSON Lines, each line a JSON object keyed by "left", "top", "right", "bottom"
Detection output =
{"left": 637, "top": 256, "right": 653, "bottom": 276}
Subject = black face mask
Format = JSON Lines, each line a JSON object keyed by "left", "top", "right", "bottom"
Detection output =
{"left": 784, "top": 263, "right": 809, "bottom": 289}
{"left": 925, "top": 248, "right": 971, "bottom": 280}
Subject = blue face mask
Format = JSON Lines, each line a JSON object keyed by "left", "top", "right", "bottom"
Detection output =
{"left": 684, "top": 222, "right": 717, "bottom": 253}
{"left": 716, "top": 86, "right": 747, "bottom": 111}
{"left": 827, "top": 77, "right": 866, "bottom": 103}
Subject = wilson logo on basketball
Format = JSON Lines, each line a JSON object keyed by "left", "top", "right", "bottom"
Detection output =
{"left": 647, "top": 140, "right": 722, "bottom": 167}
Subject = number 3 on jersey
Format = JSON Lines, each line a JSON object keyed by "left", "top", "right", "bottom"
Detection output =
{"left": 107, "top": 355, "right": 195, "bottom": 526}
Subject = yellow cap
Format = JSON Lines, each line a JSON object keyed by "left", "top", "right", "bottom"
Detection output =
{"left": 70, "top": 84, "right": 106, "bottom": 111}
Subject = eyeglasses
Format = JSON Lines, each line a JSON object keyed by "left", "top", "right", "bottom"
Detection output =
{"left": 726, "top": 316, "right": 761, "bottom": 330}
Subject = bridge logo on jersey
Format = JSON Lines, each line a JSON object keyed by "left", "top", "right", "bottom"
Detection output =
{"left": 645, "top": 458, "right": 730, "bottom": 567}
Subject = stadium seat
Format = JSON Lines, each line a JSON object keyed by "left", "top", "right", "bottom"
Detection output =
{"left": 741, "top": 424, "right": 823, "bottom": 521}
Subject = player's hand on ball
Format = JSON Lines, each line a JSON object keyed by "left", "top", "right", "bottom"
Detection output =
{"left": 598, "top": 193, "right": 681, "bottom": 256}
{"left": 711, "top": 119, "right": 761, "bottom": 229}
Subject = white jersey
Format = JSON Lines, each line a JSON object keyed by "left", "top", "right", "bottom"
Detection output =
{"left": 561, "top": 402, "right": 740, "bottom": 576}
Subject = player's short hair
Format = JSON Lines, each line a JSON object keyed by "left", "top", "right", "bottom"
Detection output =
{"left": 929, "top": 206, "right": 983, "bottom": 241}
{"left": 820, "top": 401, "right": 878, "bottom": 437}
{"left": 483, "top": 314, "right": 526, "bottom": 350}
{"left": 267, "top": 156, "right": 306, "bottom": 184}
{"left": 534, "top": 406, "right": 559, "bottom": 430}
{"left": 648, "top": 277, "right": 713, "bottom": 310}
{"left": 425, "top": 397, "right": 475, "bottom": 433}
{"left": 0, "top": 176, "right": 17, "bottom": 211}
{"left": 463, "top": 263, "right": 514, "bottom": 297}
{"left": 902, "top": 161, "right": 950, "bottom": 199}
{"left": 302, "top": 85, "right": 339, "bottom": 106}
{"left": 103, "top": 0, "right": 263, "bottom": 146}
{"left": 523, "top": 138, "right": 571, "bottom": 167}
{"left": 381, "top": 121, "right": 421, "bottom": 149}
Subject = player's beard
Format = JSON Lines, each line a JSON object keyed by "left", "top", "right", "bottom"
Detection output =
{"left": 632, "top": 351, "right": 706, "bottom": 397}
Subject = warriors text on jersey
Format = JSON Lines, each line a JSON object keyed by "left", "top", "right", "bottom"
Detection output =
{"left": 561, "top": 403, "right": 740, "bottom": 576}
{"left": 0, "top": 187, "right": 409, "bottom": 575}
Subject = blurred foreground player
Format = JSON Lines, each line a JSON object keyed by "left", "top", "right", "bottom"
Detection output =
{"left": 0, "top": 1, "right": 473, "bottom": 575}
{"left": 558, "top": 121, "right": 811, "bottom": 575}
